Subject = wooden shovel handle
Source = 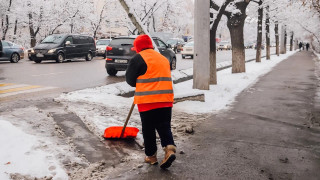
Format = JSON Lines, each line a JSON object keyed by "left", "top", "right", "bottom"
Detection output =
{"left": 120, "top": 102, "right": 135, "bottom": 138}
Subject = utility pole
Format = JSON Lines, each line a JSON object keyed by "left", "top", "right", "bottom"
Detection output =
{"left": 193, "top": 0, "right": 210, "bottom": 90}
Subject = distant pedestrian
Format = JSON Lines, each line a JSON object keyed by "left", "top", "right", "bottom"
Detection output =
{"left": 126, "top": 34, "right": 176, "bottom": 169}
{"left": 306, "top": 43, "right": 310, "bottom": 51}
{"left": 302, "top": 43, "right": 305, "bottom": 50}
{"left": 299, "top": 42, "right": 302, "bottom": 51}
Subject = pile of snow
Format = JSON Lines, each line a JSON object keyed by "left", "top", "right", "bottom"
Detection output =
{"left": 0, "top": 119, "right": 68, "bottom": 180}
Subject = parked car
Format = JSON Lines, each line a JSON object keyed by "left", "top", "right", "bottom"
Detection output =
{"left": 166, "top": 38, "right": 185, "bottom": 53}
{"left": 0, "top": 40, "right": 24, "bottom": 63}
{"left": 181, "top": 41, "right": 194, "bottom": 59}
{"left": 255, "top": 43, "right": 265, "bottom": 50}
{"left": 244, "top": 42, "right": 254, "bottom": 49}
{"left": 96, "top": 39, "right": 111, "bottom": 58}
{"left": 218, "top": 41, "right": 232, "bottom": 50}
{"left": 30, "top": 34, "right": 96, "bottom": 63}
{"left": 105, "top": 36, "right": 176, "bottom": 76}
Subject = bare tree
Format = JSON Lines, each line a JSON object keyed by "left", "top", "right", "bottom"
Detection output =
{"left": 92, "top": 3, "right": 107, "bottom": 39}
{"left": 274, "top": 21, "right": 279, "bottom": 56}
{"left": 227, "top": 0, "right": 250, "bottom": 73}
{"left": 265, "top": 5, "right": 270, "bottom": 60}
{"left": 289, "top": 31, "right": 293, "bottom": 51}
{"left": 253, "top": 0, "right": 263, "bottom": 62}
{"left": 28, "top": 3, "right": 44, "bottom": 48}
{"left": 210, "top": 0, "right": 232, "bottom": 84}
{"left": 2, "top": 0, "right": 13, "bottom": 40}
{"left": 50, "top": 10, "right": 79, "bottom": 35}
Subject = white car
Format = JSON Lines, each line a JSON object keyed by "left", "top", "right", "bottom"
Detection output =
{"left": 181, "top": 41, "right": 194, "bottom": 59}
{"left": 218, "top": 41, "right": 232, "bottom": 50}
{"left": 96, "top": 39, "right": 111, "bottom": 58}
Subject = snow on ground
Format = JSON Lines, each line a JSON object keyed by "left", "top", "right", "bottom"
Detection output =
{"left": 0, "top": 120, "right": 68, "bottom": 180}
{"left": 0, "top": 50, "right": 298, "bottom": 179}
{"left": 0, "top": 107, "right": 87, "bottom": 180}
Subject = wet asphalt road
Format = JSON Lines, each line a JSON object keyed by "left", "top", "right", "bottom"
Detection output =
{"left": 114, "top": 51, "right": 320, "bottom": 179}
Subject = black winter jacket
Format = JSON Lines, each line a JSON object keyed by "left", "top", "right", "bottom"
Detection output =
{"left": 125, "top": 53, "right": 147, "bottom": 87}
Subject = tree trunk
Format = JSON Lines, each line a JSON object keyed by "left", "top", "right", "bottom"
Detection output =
{"left": 280, "top": 25, "right": 286, "bottom": 54}
{"left": 284, "top": 27, "right": 287, "bottom": 53}
{"left": 265, "top": 5, "right": 270, "bottom": 60}
{"left": 228, "top": 21, "right": 246, "bottom": 73}
{"left": 13, "top": 19, "right": 18, "bottom": 41}
{"left": 255, "top": 0, "right": 263, "bottom": 62}
{"left": 28, "top": 13, "right": 36, "bottom": 47}
{"left": 209, "top": 0, "right": 231, "bottom": 85}
{"left": 290, "top": 31, "right": 293, "bottom": 51}
{"left": 209, "top": 30, "right": 217, "bottom": 85}
{"left": 227, "top": 2, "right": 248, "bottom": 73}
{"left": 275, "top": 22, "right": 279, "bottom": 56}
{"left": 294, "top": 38, "right": 298, "bottom": 50}
{"left": 2, "top": 0, "right": 13, "bottom": 40}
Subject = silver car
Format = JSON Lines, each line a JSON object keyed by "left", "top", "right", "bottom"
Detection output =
{"left": 0, "top": 40, "right": 24, "bottom": 63}
{"left": 96, "top": 39, "right": 111, "bottom": 58}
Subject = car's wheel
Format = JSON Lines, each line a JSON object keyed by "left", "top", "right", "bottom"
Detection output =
{"left": 86, "top": 52, "right": 93, "bottom": 61}
{"left": 190, "top": 55, "right": 194, "bottom": 59}
{"left": 107, "top": 67, "right": 118, "bottom": 76}
{"left": 34, "top": 59, "right": 42, "bottom": 63}
{"left": 10, "top": 53, "right": 20, "bottom": 63}
{"left": 182, "top": 55, "right": 185, "bottom": 59}
{"left": 56, "top": 53, "right": 65, "bottom": 63}
{"left": 170, "top": 58, "right": 176, "bottom": 70}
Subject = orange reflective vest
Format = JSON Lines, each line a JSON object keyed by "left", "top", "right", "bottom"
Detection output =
{"left": 134, "top": 49, "right": 174, "bottom": 104}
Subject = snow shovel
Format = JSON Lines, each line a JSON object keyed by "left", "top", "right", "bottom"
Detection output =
{"left": 103, "top": 102, "right": 139, "bottom": 139}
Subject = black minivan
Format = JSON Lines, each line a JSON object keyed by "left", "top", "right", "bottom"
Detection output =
{"left": 31, "top": 34, "right": 96, "bottom": 63}
{"left": 105, "top": 36, "right": 176, "bottom": 76}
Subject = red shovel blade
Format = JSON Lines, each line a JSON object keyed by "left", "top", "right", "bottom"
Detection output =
{"left": 104, "top": 126, "right": 139, "bottom": 139}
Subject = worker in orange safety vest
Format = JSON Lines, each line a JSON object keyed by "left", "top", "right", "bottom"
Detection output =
{"left": 126, "top": 34, "right": 176, "bottom": 169}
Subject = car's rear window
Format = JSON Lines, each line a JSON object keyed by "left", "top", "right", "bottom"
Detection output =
{"left": 185, "top": 42, "right": 194, "bottom": 47}
{"left": 109, "top": 38, "right": 134, "bottom": 46}
{"left": 97, "top": 40, "right": 111, "bottom": 45}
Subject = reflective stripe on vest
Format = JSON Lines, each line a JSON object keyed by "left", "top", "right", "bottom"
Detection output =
{"left": 134, "top": 49, "right": 174, "bottom": 104}
{"left": 136, "top": 77, "right": 172, "bottom": 83}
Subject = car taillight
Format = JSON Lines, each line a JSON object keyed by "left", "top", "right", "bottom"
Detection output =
{"left": 106, "top": 46, "right": 112, "bottom": 51}
{"left": 106, "top": 58, "right": 112, "bottom": 61}
{"left": 131, "top": 47, "right": 136, "bottom": 52}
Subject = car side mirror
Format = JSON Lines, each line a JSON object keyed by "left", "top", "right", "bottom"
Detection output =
{"left": 167, "top": 44, "right": 172, "bottom": 48}
{"left": 65, "top": 41, "right": 71, "bottom": 46}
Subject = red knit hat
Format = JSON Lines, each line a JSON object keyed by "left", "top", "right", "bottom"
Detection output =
{"left": 133, "top": 34, "right": 154, "bottom": 53}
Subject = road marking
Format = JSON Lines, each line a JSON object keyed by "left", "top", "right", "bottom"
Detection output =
{"left": 0, "top": 83, "right": 14, "bottom": 87}
{"left": 0, "top": 83, "right": 58, "bottom": 98}
{"left": 0, "top": 85, "right": 42, "bottom": 94}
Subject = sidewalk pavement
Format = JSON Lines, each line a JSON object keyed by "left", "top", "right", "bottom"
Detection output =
{"left": 116, "top": 51, "right": 320, "bottom": 179}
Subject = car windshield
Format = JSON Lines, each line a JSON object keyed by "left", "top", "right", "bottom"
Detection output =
{"left": 96, "top": 40, "right": 111, "bottom": 45}
{"left": 220, "top": 42, "right": 228, "bottom": 45}
{"left": 185, "top": 42, "right": 194, "bottom": 47}
{"left": 166, "top": 39, "right": 178, "bottom": 45}
{"left": 41, "top": 35, "right": 64, "bottom": 44}
{"left": 109, "top": 38, "right": 134, "bottom": 46}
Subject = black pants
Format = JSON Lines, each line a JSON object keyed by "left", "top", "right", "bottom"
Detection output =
{"left": 139, "top": 107, "right": 175, "bottom": 156}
